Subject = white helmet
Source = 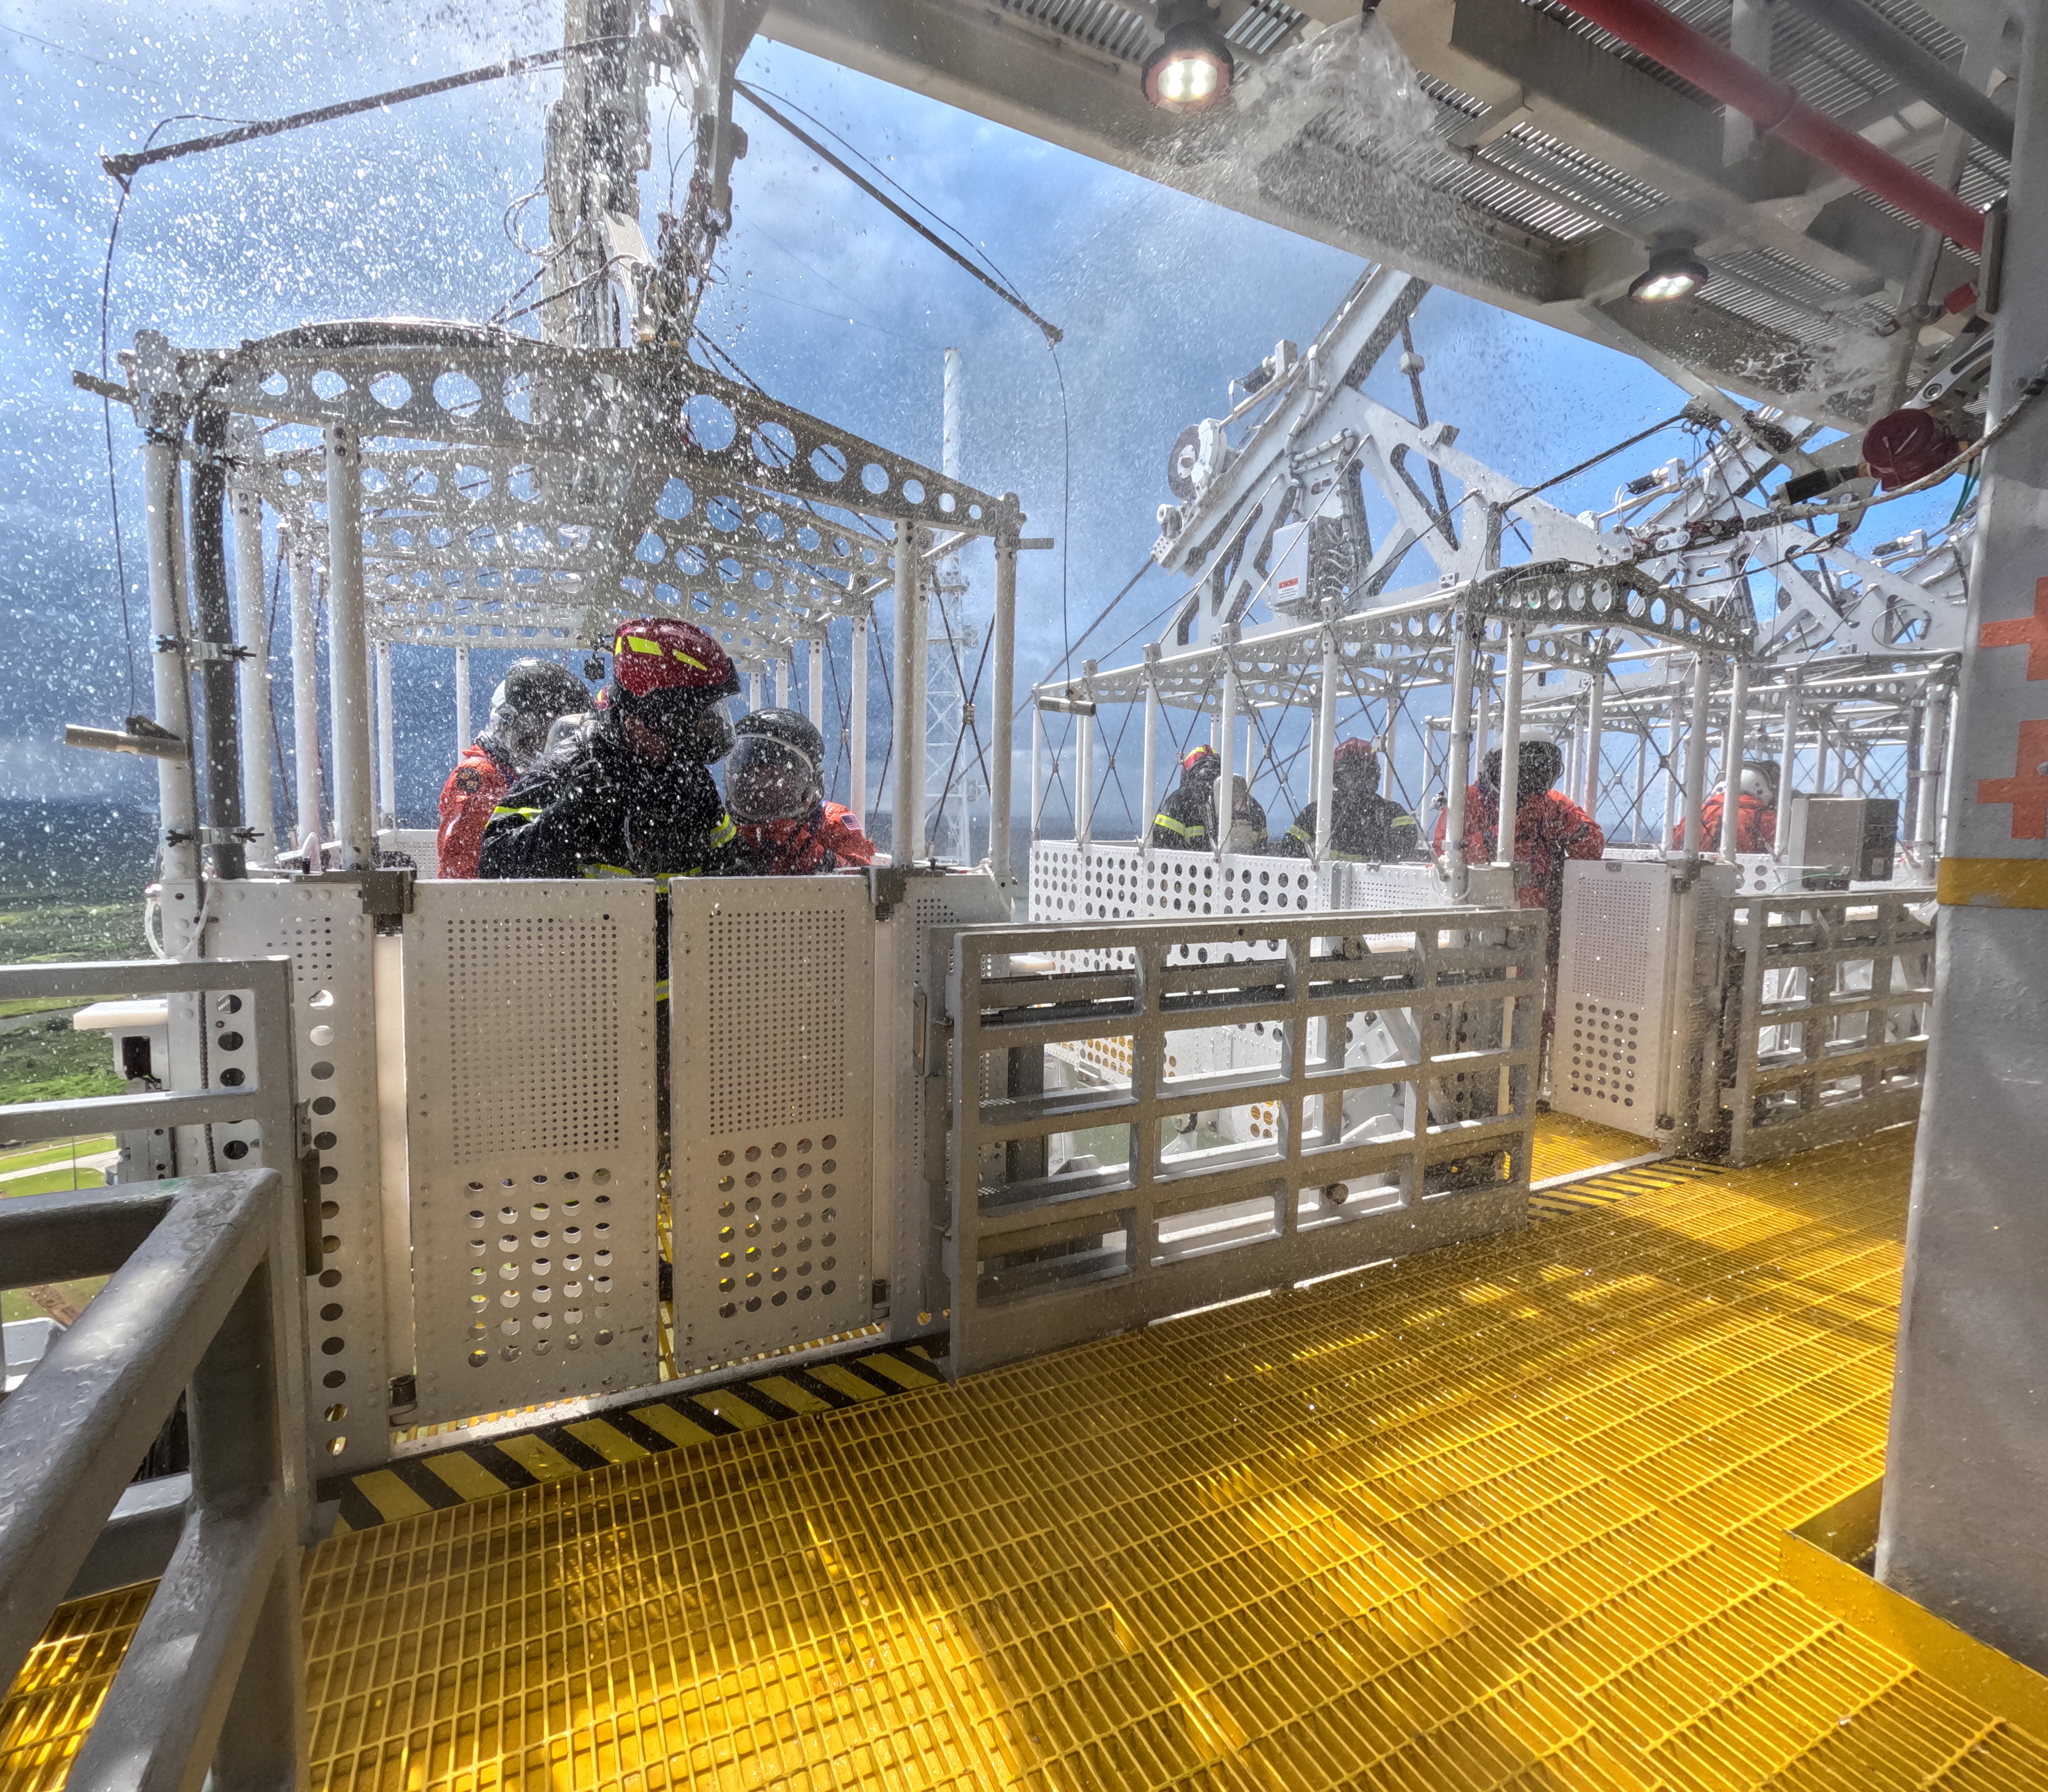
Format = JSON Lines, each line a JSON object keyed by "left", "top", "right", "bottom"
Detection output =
{"left": 1738, "top": 762, "right": 1778, "bottom": 801}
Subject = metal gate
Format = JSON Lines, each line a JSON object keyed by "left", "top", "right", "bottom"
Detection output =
{"left": 1724, "top": 890, "right": 1935, "bottom": 1164}
{"left": 944, "top": 906, "right": 1545, "bottom": 1375}
{"left": 400, "top": 879, "right": 661, "bottom": 1421}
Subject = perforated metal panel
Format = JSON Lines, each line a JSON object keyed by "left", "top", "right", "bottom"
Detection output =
{"left": 669, "top": 877, "right": 877, "bottom": 1376}
{"left": 1553, "top": 859, "right": 1673, "bottom": 1138}
{"left": 402, "top": 880, "right": 661, "bottom": 1422}
{"left": 1029, "top": 840, "right": 1327, "bottom": 922}
{"left": 208, "top": 879, "right": 389, "bottom": 1471}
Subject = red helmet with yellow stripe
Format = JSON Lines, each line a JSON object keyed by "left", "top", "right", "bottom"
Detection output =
{"left": 609, "top": 618, "right": 739, "bottom": 698}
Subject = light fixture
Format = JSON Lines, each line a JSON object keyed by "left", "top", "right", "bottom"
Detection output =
{"left": 1142, "top": 4, "right": 1234, "bottom": 113}
{"left": 1629, "top": 234, "right": 1710, "bottom": 303}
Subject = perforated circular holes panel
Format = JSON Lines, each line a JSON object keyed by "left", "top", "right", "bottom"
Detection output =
{"left": 1566, "top": 1002, "right": 1644, "bottom": 1110}
{"left": 707, "top": 1132, "right": 844, "bottom": 1319}
{"left": 705, "top": 910, "right": 847, "bottom": 1133}
{"left": 444, "top": 915, "right": 623, "bottom": 1159}
{"left": 458, "top": 1175, "right": 614, "bottom": 1362}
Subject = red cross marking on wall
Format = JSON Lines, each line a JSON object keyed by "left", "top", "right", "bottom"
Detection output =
{"left": 1978, "top": 719, "right": 2048, "bottom": 840}
{"left": 1980, "top": 577, "right": 2048, "bottom": 679}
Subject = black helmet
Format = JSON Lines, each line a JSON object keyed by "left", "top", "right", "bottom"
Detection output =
{"left": 1480, "top": 739, "right": 1564, "bottom": 796}
{"left": 487, "top": 659, "right": 590, "bottom": 767}
{"left": 726, "top": 707, "right": 826, "bottom": 823}
{"left": 493, "top": 658, "right": 589, "bottom": 722}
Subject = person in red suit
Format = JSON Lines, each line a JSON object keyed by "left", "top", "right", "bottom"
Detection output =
{"left": 435, "top": 659, "right": 589, "bottom": 877}
{"left": 1435, "top": 739, "right": 1606, "bottom": 919}
{"left": 1676, "top": 762, "right": 1781, "bottom": 853}
{"left": 1436, "top": 739, "right": 1604, "bottom": 1080}
{"left": 725, "top": 708, "right": 875, "bottom": 874}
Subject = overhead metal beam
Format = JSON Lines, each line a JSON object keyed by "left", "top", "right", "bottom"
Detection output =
{"left": 758, "top": 0, "right": 1900, "bottom": 423}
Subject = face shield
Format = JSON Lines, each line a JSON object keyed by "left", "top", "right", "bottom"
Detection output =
{"left": 629, "top": 690, "right": 737, "bottom": 763}
{"left": 726, "top": 732, "right": 822, "bottom": 824}
{"left": 488, "top": 681, "right": 551, "bottom": 768}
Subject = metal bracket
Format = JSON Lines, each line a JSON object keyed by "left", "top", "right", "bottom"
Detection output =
{"left": 870, "top": 865, "right": 910, "bottom": 922}
{"left": 300, "top": 866, "right": 415, "bottom": 932}
{"left": 153, "top": 636, "right": 254, "bottom": 664}
{"left": 387, "top": 1373, "right": 417, "bottom": 1414}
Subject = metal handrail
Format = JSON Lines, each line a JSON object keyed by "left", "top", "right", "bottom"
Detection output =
{"left": 0, "top": 956, "right": 311, "bottom": 1784}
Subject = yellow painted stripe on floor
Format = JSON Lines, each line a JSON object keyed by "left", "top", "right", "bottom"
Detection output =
{"left": 807, "top": 1361, "right": 888, "bottom": 1402}
{"left": 750, "top": 1374, "right": 835, "bottom": 1415}
{"left": 491, "top": 1433, "right": 581, "bottom": 1482}
{"left": 629, "top": 1402, "right": 718, "bottom": 1448}
{"left": 350, "top": 1470, "right": 435, "bottom": 1524}
{"left": 694, "top": 1386, "right": 773, "bottom": 1430}
{"left": 857, "top": 1351, "right": 941, "bottom": 1389}
{"left": 564, "top": 1418, "right": 648, "bottom": 1464}
{"left": 421, "top": 1451, "right": 507, "bottom": 1504}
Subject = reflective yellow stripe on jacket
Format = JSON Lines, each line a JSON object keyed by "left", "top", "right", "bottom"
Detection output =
{"left": 1153, "top": 813, "right": 1205, "bottom": 843}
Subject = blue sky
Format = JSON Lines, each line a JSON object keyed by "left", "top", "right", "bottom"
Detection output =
{"left": 0, "top": 1, "right": 1953, "bottom": 836}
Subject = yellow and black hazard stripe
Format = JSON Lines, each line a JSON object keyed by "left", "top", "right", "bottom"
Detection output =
{"left": 318, "top": 1339, "right": 948, "bottom": 1534}
{"left": 1528, "top": 1157, "right": 1724, "bottom": 1224}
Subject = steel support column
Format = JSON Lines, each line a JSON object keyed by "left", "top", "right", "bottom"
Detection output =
{"left": 323, "top": 424, "right": 374, "bottom": 869}
{"left": 1216, "top": 649, "right": 1238, "bottom": 857}
{"left": 1877, "top": 0, "right": 2048, "bottom": 1674}
{"left": 230, "top": 486, "right": 276, "bottom": 866}
{"left": 1313, "top": 624, "right": 1338, "bottom": 864}
{"left": 143, "top": 419, "right": 200, "bottom": 887}
{"left": 850, "top": 614, "right": 869, "bottom": 827}
{"left": 454, "top": 644, "right": 472, "bottom": 756}
{"left": 287, "top": 538, "right": 326, "bottom": 857}
{"left": 1446, "top": 610, "right": 1476, "bottom": 900}
{"left": 1679, "top": 654, "right": 1713, "bottom": 869}
{"left": 892, "top": 520, "right": 923, "bottom": 861}
{"left": 991, "top": 528, "right": 1017, "bottom": 883}
{"left": 1140, "top": 653, "right": 1160, "bottom": 858}
{"left": 374, "top": 640, "right": 396, "bottom": 834}
{"left": 1494, "top": 625, "right": 1525, "bottom": 870}
{"left": 1719, "top": 659, "right": 1750, "bottom": 859}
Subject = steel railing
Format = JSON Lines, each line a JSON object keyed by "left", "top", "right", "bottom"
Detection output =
{"left": 944, "top": 907, "right": 1546, "bottom": 1374}
{"left": 0, "top": 955, "right": 311, "bottom": 1785}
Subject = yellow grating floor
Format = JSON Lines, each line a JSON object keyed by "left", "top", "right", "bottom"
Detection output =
{"left": 11, "top": 1123, "right": 2048, "bottom": 1790}
{"left": 1528, "top": 1113, "right": 1658, "bottom": 1185}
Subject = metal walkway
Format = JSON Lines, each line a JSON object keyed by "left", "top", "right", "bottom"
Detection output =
{"left": 12, "top": 1121, "right": 2042, "bottom": 1789}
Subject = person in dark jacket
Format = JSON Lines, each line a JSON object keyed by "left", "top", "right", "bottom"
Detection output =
{"left": 478, "top": 618, "right": 743, "bottom": 884}
{"left": 436, "top": 659, "right": 589, "bottom": 878}
{"left": 1151, "top": 744, "right": 1224, "bottom": 850}
{"left": 1275, "top": 738, "right": 1421, "bottom": 862}
{"left": 727, "top": 708, "right": 876, "bottom": 874}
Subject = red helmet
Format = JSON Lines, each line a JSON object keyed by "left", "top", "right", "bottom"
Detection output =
{"left": 1332, "top": 738, "right": 1379, "bottom": 779}
{"left": 1180, "top": 743, "right": 1221, "bottom": 781}
{"left": 609, "top": 618, "right": 739, "bottom": 698}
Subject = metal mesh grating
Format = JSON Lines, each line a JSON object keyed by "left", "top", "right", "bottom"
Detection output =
{"left": 20, "top": 1126, "right": 2048, "bottom": 1789}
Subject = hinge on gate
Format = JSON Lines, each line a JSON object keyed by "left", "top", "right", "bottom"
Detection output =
{"left": 871, "top": 1279, "right": 889, "bottom": 1308}
{"left": 388, "top": 1374, "right": 417, "bottom": 1413}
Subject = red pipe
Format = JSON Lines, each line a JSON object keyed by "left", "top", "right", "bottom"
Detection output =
{"left": 1549, "top": 0, "right": 1985, "bottom": 253}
